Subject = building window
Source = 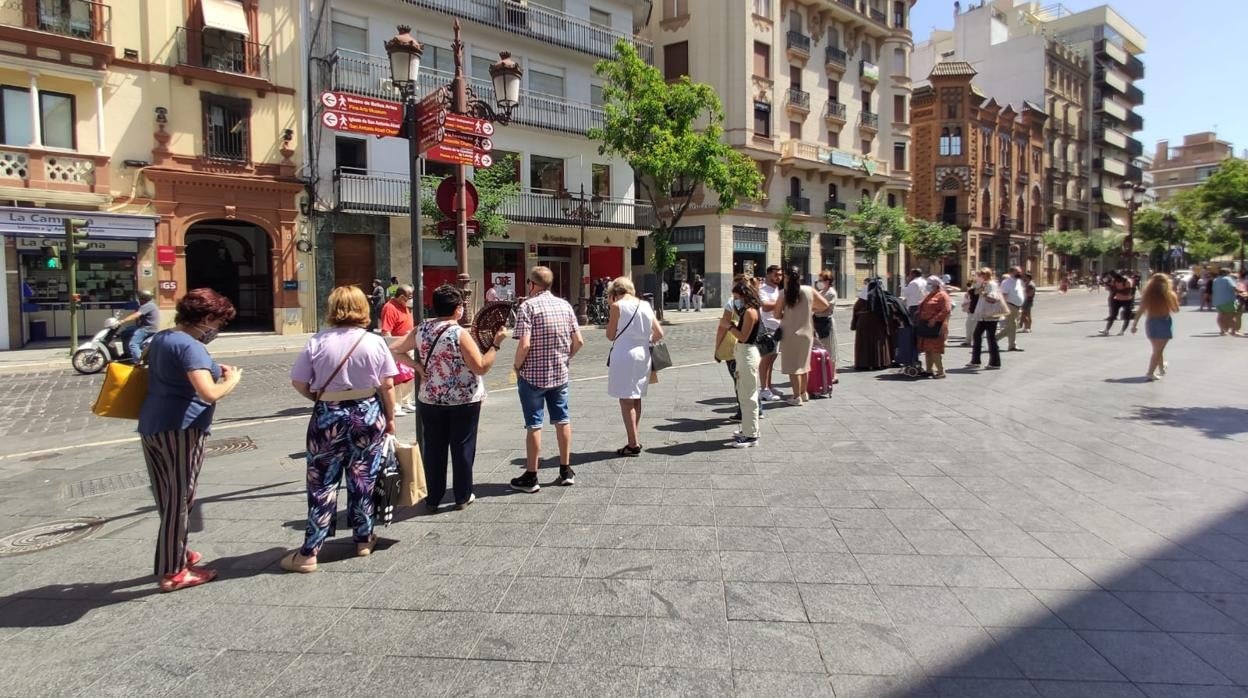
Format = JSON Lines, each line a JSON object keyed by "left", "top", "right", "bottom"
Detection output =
{"left": 201, "top": 93, "right": 249, "bottom": 163}
{"left": 491, "top": 150, "right": 522, "bottom": 183}
{"left": 663, "top": 42, "right": 689, "bottom": 82}
{"left": 893, "top": 94, "right": 906, "bottom": 123}
{"left": 590, "top": 83, "right": 604, "bottom": 108}
{"left": 828, "top": 129, "right": 839, "bottom": 148}
{"left": 753, "top": 41, "right": 770, "bottom": 79}
{"left": 893, "top": 142, "right": 906, "bottom": 171}
{"left": 423, "top": 45, "right": 454, "bottom": 74}
{"left": 829, "top": 79, "right": 840, "bottom": 101}
{"left": 753, "top": 0, "right": 771, "bottom": 18}
{"left": 592, "top": 163, "right": 611, "bottom": 198}
{"left": 530, "top": 154, "right": 565, "bottom": 192}
{"left": 662, "top": 0, "right": 687, "bottom": 19}
{"left": 892, "top": 47, "right": 906, "bottom": 75}
{"left": 861, "top": 89, "right": 872, "bottom": 111}
{"left": 893, "top": 1, "right": 906, "bottom": 27}
{"left": 335, "top": 136, "right": 367, "bottom": 170}
{"left": 939, "top": 128, "right": 951, "bottom": 157}
{"left": 330, "top": 16, "right": 367, "bottom": 53}
{"left": 789, "top": 121, "right": 802, "bottom": 140}
{"left": 529, "top": 69, "right": 565, "bottom": 98}
{"left": 887, "top": 193, "right": 897, "bottom": 207}
{"left": 589, "top": 7, "right": 611, "bottom": 27}
{"left": 753, "top": 100, "right": 771, "bottom": 137}
{"left": 0, "top": 87, "right": 77, "bottom": 150}
{"left": 861, "top": 42, "right": 873, "bottom": 63}
{"left": 861, "top": 139, "right": 872, "bottom": 156}
{"left": 470, "top": 55, "right": 496, "bottom": 82}
{"left": 951, "top": 127, "right": 962, "bottom": 156}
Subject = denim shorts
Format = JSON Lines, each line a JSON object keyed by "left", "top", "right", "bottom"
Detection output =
{"left": 517, "top": 378, "right": 570, "bottom": 430}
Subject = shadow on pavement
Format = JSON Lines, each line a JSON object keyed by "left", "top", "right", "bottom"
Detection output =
{"left": 1129, "top": 405, "right": 1248, "bottom": 440}
{"left": 1104, "top": 376, "right": 1152, "bottom": 384}
{"left": 653, "top": 417, "right": 723, "bottom": 433}
{"left": 215, "top": 406, "right": 311, "bottom": 423}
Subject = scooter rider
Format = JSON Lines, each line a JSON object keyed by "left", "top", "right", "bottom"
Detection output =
{"left": 119, "top": 290, "right": 159, "bottom": 360}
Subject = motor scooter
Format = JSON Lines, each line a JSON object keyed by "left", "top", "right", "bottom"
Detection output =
{"left": 71, "top": 313, "right": 150, "bottom": 374}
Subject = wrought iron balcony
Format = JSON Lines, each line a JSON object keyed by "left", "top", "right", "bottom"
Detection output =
{"left": 836, "top": 0, "right": 857, "bottom": 10}
{"left": 786, "top": 88, "right": 811, "bottom": 110}
{"left": 333, "top": 167, "right": 655, "bottom": 229}
{"left": 825, "top": 46, "right": 847, "bottom": 68}
{"left": 328, "top": 50, "right": 604, "bottom": 136}
{"left": 785, "top": 195, "right": 811, "bottom": 214}
{"left": 824, "top": 99, "right": 847, "bottom": 122}
{"left": 174, "top": 27, "right": 270, "bottom": 80}
{"left": 859, "top": 111, "right": 879, "bottom": 130}
{"left": 825, "top": 199, "right": 847, "bottom": 214}
{"left": 403, "top": 0, "right": 652, "bottom": 62}
{"left": 0, "top": 0, "right": 111, "bottom": 42}
{"left": 869, "top": 7, "right": 887, "bottom": 24}
{"left": 786, "top": 30, "right": 811, "bottom": 56}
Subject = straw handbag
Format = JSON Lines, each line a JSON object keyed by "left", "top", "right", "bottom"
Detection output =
{"left": 92, "top": 359, "right": 148, "bottom": 419}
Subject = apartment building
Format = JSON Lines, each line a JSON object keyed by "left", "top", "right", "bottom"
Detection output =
{"left": 910, "top": 62, "right": 1046, "bottom": 284}
{"left": 643, "top": 0, "right": 914, "bottom": 303}
{"left": 305, "top": 0, "right": 653, "bottom": 314}
{"left": 1148, "top": 132, "right": 1236, "bottom": 203}
{"left": 0, "top": 0, "right": 310, "bottom": 349}
{"left": 912, "top": 0, "right": 1145, "bottom": 282}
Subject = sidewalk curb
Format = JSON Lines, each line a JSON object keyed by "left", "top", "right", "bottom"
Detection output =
{"left": 0, "top": 344, "right": 308, "bottom": 376}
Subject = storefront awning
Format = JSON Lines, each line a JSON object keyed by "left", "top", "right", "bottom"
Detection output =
{"left": 202, "top": 0, "right": 250, "bottom": 36}
{"left": 0, "top": 207, "right": 157, "bottom": 240}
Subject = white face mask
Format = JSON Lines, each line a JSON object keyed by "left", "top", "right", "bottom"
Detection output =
{"left": 405, "top": 298, "right": 414, "bottom": 308}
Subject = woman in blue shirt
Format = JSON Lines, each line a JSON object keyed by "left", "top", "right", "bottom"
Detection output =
{"left": 137, "top": 288, "right": 242, "bottom": 592}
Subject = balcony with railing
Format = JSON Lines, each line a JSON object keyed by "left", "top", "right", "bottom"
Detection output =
{"left": 1125, "top": 136, "right": 1143, "bottom": 158}
{"left": 1094, "top": 66, "right": 1129, "bottom": 95}
{"left": 825, "top": 46, "right": 847, "bottom": 72}
{"left": 786, "top": 30, "right": 811, "bottom": 60}
{"left": 0, "top": 146, "right": 110, "bottom": 196}
{"left": 869, "top": 7, "right": 887, "bottom": 24}
{"left": 823, "top": 99, "right": 847, "bottom": 124}
{"left": 785, "top": 87, "right": 811, "bottom": 116}
{"left": 785, "top": 195, "right": 811, "bottom": 215}
{"left": 825, "top": 199, "right": 847, "bottom": 214}
{"left": 0, "top": 0, "right": 112, "bottom": 66}
{"left": 1125, "top": 110, "right": 1143, "bottom": 132}
{"left": 860, "top": 60, "right": 880, "bottom": 83}
{"left": 1125, "top": 54, "right": 1144, "bottom": 80}
{"left": 329, "top": 50, "right": 604, "bottom": 136}
{"left": 859, "top": 111, "right": 879, "bottom": 131}
{"left": 1124, "top": 84, "right": 1144, "bottom": 106}
{"left": 333, "top": 168, "right": 655, "bottom": 229}
{"left": 404, "top": 0, "right": 652, "bottom": 62}
{"left": 174, "top": 27, "right": 270, "bottom": 82}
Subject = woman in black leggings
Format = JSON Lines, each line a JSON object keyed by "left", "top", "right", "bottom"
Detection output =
{"left": 1101, "top": 272, "right": 1136, "bottom": 336}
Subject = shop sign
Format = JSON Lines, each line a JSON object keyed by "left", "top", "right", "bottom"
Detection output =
{"left": 540, "top": 233, "right": 578, "bottom": 244}
{"left": 282, "top": 280, "right": 299, "bottom": 290}
{"left": 157, "top": 245, "right": 176, "bottom": 265}
{"left": 2, "top": 207, "right": 156, "bottom": 239}
{"left": 158, "top": 280, "right": 178, "bottom": 292}
{"left": 16, "top": 236, "right": 138, "bottom": 253}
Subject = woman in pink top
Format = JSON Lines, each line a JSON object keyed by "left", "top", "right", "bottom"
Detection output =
{"left": 284, "top": 286, "right": 398, "bottom": 573}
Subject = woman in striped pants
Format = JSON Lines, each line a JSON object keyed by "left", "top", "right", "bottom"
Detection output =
{"left": 137, "top": 289, "right": 242, "bottom": 592}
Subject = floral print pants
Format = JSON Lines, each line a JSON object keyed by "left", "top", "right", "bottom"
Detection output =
{"left": 301, "top": 397, "right": 385, "bottom": 557}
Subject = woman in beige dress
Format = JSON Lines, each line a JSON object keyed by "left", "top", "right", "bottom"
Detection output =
{"left": 775, "top": 266, "right": 830, "bottom": 405}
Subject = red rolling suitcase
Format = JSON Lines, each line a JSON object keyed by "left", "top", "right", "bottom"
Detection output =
{"left": 808, "top": 346, "right": 835, "bottom": 397}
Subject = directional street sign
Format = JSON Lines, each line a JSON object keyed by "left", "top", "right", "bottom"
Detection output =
{"left": 320, "top": 110, "right": 401, "bottom": 137}
{"left": 418, "top": 126, "right": 445, "bottom": 153}
{"left": 426, "top": 143, "right": 493, "bottom": 168}
{"left": 444, "top": 113, "right": 494, "bottom": 137}
{"left": 441, "top": 134, "right": 493, "bottom": 152}
{"left": 318, "top": 91, "right": 402, "bottom": 122}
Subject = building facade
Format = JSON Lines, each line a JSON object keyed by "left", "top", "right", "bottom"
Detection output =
{"left": 910, "top": 62, "right": 1046, "bottom": 284}
{"left": 1148, "top": 132, "right": 1236, "bottom": 203}
{"left": 305, "top": 0, "right": 653, "bottom": 316}
{"left": 911, "top": 0, "right": 1144, "bottom": 283}
{"left": 0, "top": 0, "right": 311, "bottom": 349}
{"left": 642, "top": 0, "right": 914, "bottom": 304}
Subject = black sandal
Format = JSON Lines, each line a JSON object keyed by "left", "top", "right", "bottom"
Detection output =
{"left": 616, "top": 444, "right": 642, "bottom": 457}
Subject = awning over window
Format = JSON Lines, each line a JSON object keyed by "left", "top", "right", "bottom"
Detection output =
{"left": 1110, "top": 216, "right": 1127, "bottom": 230}
{"left": 202, "top": 0, "right": 250, "bottom": 36}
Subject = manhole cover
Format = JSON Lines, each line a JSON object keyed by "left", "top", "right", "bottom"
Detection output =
{"left": 0, "top": 518, "right": 105, "bottom": 557}
{"left": 204, "top": 436, "right": 257, "bottom": 458}
{"left": 62, "top": 472, "right": 150, "bottom": 499}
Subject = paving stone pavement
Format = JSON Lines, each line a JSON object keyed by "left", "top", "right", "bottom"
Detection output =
{"left": 0, "top": 292, "right": 1246, "bottom": 697}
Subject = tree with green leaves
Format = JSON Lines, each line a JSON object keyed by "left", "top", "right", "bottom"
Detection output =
{"left": 420, "top": 153, "right": 520, "bottom": 253}
{"left": 827, "top": 197, "right": 909, "bottom": 276}
{"left": 1080, "top": 230, "right": 1120, "bottom": 262}
{"left": 776, "top": 204, "right": 809, "bottom": 267}
{"left": 903, "top": 218, "right": 962, "bottom": 273}
{"left": 589, "top": 40, "right": 763, "bottom": 317}
{"left": 1042, "top": 229, "right": 1081, "bottom": 274}
{"left": 1198, "top": 157, "right": 1248, "bottom": 218}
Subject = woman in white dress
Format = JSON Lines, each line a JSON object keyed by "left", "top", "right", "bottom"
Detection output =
{"left": 606, "top": 277, "right": 663, "bottom": 456}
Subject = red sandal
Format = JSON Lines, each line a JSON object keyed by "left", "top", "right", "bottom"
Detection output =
{"left": 186, "top": 550, "right": 203, "bottom": 567}
{"left": 159, "top": 566, "right": 217, "bottom": 592}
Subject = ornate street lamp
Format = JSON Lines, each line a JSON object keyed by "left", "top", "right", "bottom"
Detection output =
{"left": 385, "top": 25, "right": 424, "bottom": 323}
{"left": 1118, "top": 180, "right": 1147, "bottom": 271}
{"left": 488, "top": 51, "right": 522, "bottom": 113}
{"left": 1161, "top": 212, "right": 1178, "bottom": 272}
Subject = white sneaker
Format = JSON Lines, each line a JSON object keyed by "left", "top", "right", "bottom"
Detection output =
{"left": 402, "top": 400, "right": 417, "bottom": 412}
{"left": 728, "top": 436, "right": 758, "bottom": 449}
{"left": 1160, "top": 361, "right": 1169, "bottom": 376}
{"left": 393, "top": 406, "right": 408, "bottom": 417}
{"left": 758, "top": 388, "right": 774, "bottom": 401}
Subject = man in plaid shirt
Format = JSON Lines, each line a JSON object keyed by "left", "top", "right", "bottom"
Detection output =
{"left": 510, "top": 266, "right": 584, "bottom": 493}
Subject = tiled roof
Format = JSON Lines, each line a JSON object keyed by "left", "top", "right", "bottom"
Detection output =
{"left": 929, "top": 61, "right": 977, "bottom": 78}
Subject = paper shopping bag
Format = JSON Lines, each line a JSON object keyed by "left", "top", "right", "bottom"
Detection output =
{"left": 396, "top": 440, "right": 427, "bottom": 506}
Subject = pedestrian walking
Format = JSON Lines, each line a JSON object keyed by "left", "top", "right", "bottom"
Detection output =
{"left": 850, "top": 278, "right": 897, "bottom": 370}
{"left": 960, "top": 278, "right": 979, "bottom": 347}
{"left": 137, "top": 288, "right": 241, "bottom": 591}
{"left": 1211, "top": 268, "right": 1241, "bottom": 336}
{"left": 1059, "top": 272, "right": 1069, "bottom": 294}
{"left": 1020, "top": 272, "right": 1037, "bottom": 333}
{"left": 916, "top": 275, "right": 952, "bottom": 379}
{"left": 966, "top": 268, "right": 1007, "bottom": 370}
{"left": 1099, "top": 272, "right": 1136, "bottom": 336}
{"left": 775, "top": 265, "right": 829, "bottom": 404}
{"left": 606, "top": 277, "right": 663, "bottom": 456}
{"left": 757, "top": 265, "right": 784, "bottom": 401}
{"left": 368, "top": 279, "right": 386, "bottom": 330}
{"left": 389, "top": 285, "right": 507, "bottom": 512}
{"left": 996, "top": 266, "right": 1025, "bottom": 351}
{"left": 719, "top": 279, "right": 763, "bottom": 448}
{"left": 380, "top": 285, "right": 417, "bottom": 414}
{"left": 1130, "top": 273, "right": 1180, "bottom": 381}
{"left": 692, "top": 274, "right": 705, "bottom": 312}
{"left": 285, "top": 286, "right": 399, "bottom": 573}
{"left": 678, "top": 279, "right": 692, "bottom": 311}
{"left": 511, "top": 266, "right": 584, "bottom": 493}
{"left": 1199, "top": 272, "right": 1213, "bottom": 311}
{"left": 813, "top": 269, "right": 839, "bottom": 367}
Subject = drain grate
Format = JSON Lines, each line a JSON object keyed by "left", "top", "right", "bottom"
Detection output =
{"left": 62, "top": 471, "right": 150, "bottom": 499}
{"left": 0, "top": 518, "right": 105, "bottom": 557}
{"left": 204, "top": 436, "right": 257, "bottom": 458}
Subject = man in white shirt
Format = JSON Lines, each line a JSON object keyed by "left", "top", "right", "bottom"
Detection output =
{"left": 896, "top": 269, "right": 927, "bottom": 367}
{"left": 996, "top": 266, "right": 1025, "bottom": 351}
{"left": 901, "top": 269, "right": 928, "bottom": 310}
{"left": 758, "top": 265, "right": 784, "bottom": 401}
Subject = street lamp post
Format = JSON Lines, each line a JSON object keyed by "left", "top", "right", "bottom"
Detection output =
{"left": 560, "top": 183, "right": 603, "bottom": 324}
{"left": 385, "top": 21, "right": 521, "bottom": 321}
{"left": 384, "top": 26, "right": 424, "bottom": 324}
{"left": 1118, "top": 180, "right": 1147, "bottom": 272}
{"left": 1161, "top": 212, "right": 1178, "bottom": 272}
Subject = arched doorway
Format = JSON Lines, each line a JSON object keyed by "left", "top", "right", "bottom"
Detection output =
{"left": 184, "top": 220, "right": 274, "bottom": 331}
